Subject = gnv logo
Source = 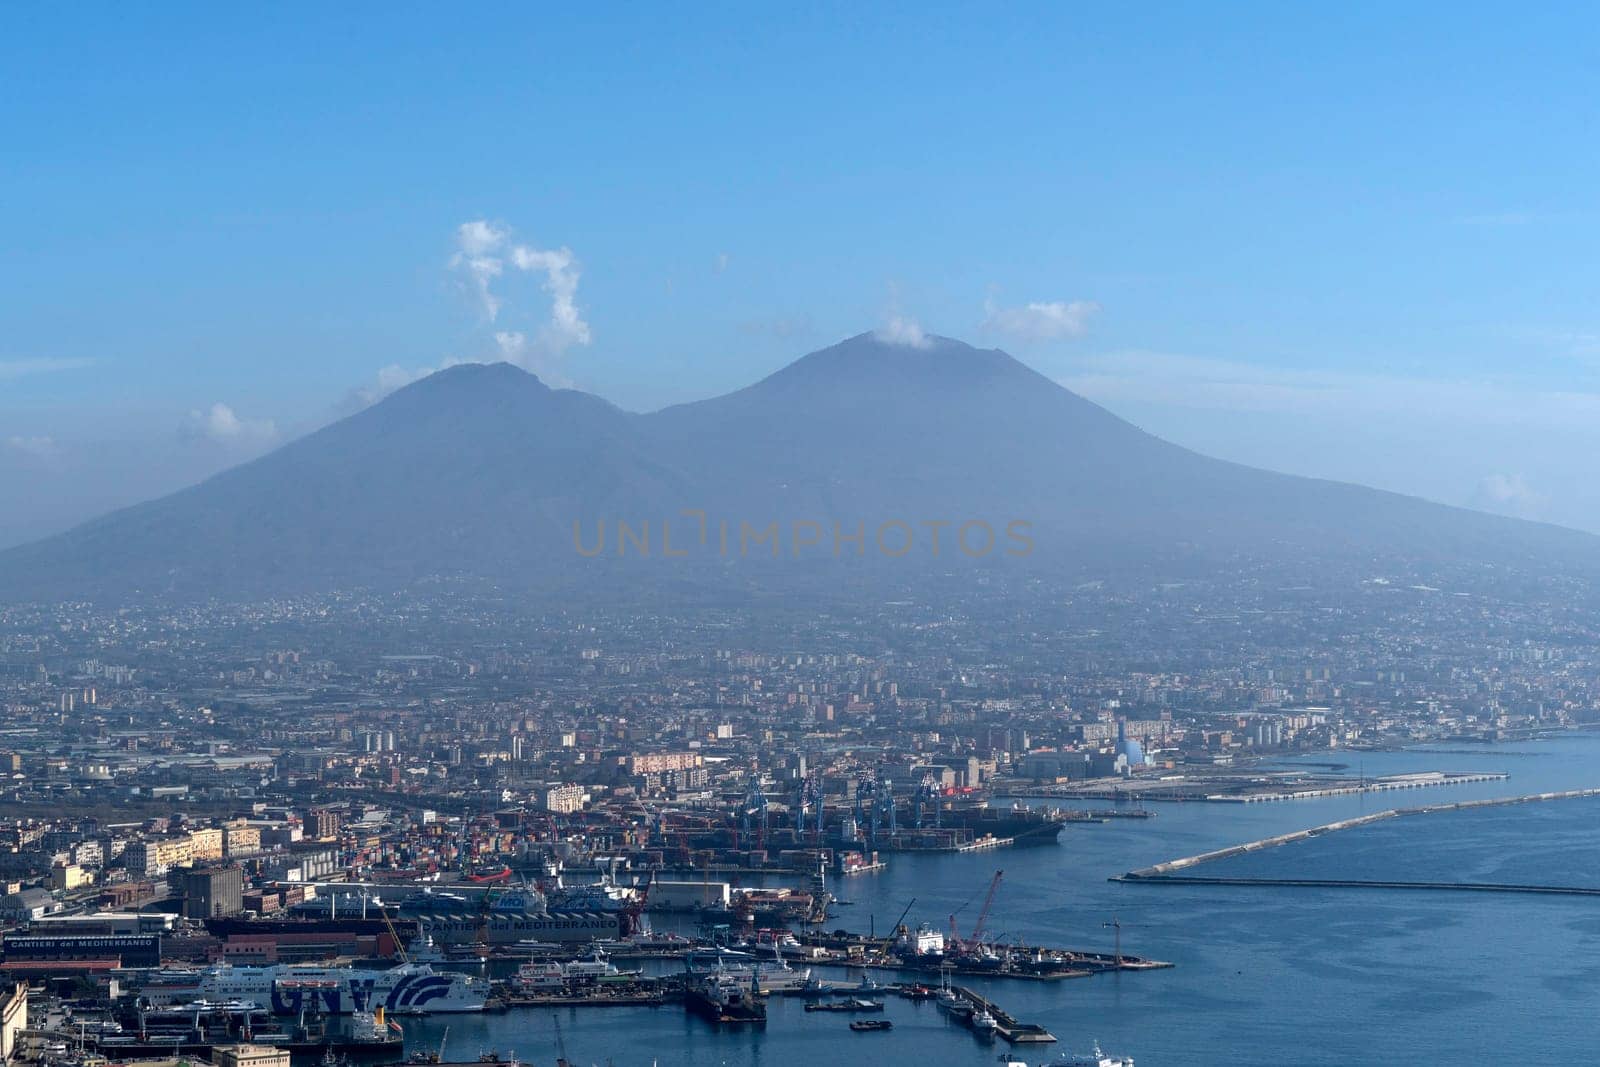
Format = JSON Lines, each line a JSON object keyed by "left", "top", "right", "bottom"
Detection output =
{"left": 349, "top": 979, "right": 376, "bottom": 1012}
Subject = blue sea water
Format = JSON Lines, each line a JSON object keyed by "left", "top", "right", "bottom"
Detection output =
{"left": 402, "top": 735, "right": 1600, "bottom": 1067}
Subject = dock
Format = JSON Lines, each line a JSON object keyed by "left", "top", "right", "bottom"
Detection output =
{"left": 951, "top": 985, "right": 1055, "bottom": 1043}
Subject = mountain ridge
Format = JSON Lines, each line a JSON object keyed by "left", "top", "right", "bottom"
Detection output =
{"left": 1, "top": 333, "right": 1594, "bottom": 602}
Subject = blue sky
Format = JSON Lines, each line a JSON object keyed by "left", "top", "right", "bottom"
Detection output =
{"left": 4, "top": 3, "right": 1600, "bottom": 545}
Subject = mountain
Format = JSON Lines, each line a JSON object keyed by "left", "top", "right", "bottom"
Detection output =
{"left": 1, "top": 333, "right": 1595, "bottom": 601}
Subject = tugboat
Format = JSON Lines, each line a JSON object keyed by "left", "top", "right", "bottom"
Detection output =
{"left": 971, "top": 1008, "right": 998, "bottom": 1035}
{"left": 849, "top": 1019, "right": 894, "bottom": 1032}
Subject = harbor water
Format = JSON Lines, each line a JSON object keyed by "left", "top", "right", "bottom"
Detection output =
{"left": 400, "top": 734, "right": 1600, "bottom": 1066}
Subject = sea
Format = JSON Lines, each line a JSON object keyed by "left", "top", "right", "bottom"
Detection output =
{"left": 401, "top": 734, "right": 1600, "bottom": 1067}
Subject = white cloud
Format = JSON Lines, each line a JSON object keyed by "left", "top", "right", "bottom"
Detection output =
{"left": 0, "top": 357, "right": 94, "bottom": 380}
{"left": 876, "top": 314, "right": 932, "bottom": 349}
{"left": 4, "top": 435, "right": 57, "bottom": 459}
{"left": 375, "top": 363, "right": 431, "bottom": 395}
{"left": 715, "top": 252, "right": 730, "bottom": 274}
{"left": 455, "top": 219, "right": 505, "bottom": 258}
{"left": 983, "top": 298, "right": 1100, "bottom": 342}
{"left": 446, "top": 219, "right": 592, "bottom": 375}
{"left": 183, "top": 403, "right": 278, "bottom": 448}
{"left": 508, "top": 244, "right": 590, "bottom": 353}
{"left": 361, "top": 364, "right": 433, "bottom": 405}
{"left": 1475, "top": 473, "right": 1546, "bottom": 518}
{"left": 448, "top": 220, "right": 509, "bottom": 321}
{"left": 341, "top": 359, "right": 477, "bottom": 412}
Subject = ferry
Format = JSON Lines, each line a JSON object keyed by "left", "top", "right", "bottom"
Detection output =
{"left": 684, "top": 948, "right": 812, "bottom": 993}
{"left": 511, "top": 950, "right": 640, "bottom": 993}
{"left": 195, "top": 962, "right": 489, "bottom": 1015}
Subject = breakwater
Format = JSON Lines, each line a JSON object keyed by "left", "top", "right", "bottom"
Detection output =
{"left": 1115, "top": 787, "right": 1600, "bottom": 893}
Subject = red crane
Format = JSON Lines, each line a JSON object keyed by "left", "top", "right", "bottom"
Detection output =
{"left": 969, "top": 869, "right": 1004, "bottom": 945}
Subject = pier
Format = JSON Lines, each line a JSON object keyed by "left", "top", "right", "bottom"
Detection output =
{"left": 951, "top": 985, "right": 1055, "bottom": 1043}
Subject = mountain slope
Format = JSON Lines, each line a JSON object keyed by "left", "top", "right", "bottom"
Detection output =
{"left": 644, "top": 333, "right": 1595, "bottom": 567}
{"left": 0, "top": 334, "right": 1594, "bottom": 601}
{"left": 0, "top": 363, "right": 694, "bottom": 597}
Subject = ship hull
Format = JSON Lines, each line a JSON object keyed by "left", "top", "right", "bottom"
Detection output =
{"left": 684, "top": 990, "right": 766, "bottom": 1027}
{"left": 195, "top": 964, "right": 487, "bottom": 1015}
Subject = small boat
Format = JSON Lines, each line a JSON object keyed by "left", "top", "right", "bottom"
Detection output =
{"left": 1050, "top": 1041, "right": 1135, "bottom": 1067}
{"left": 934, "top": 967, "right": 962, "bottom": 1013}
{"left": 971, "top": 1008, "right": 998, "bottom": 1034}
{"left": 849, "top": 1020, "right": 894, "bottom": 1032}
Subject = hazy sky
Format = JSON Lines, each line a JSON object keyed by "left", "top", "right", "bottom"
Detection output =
{"left": 5, "top": 4, "right": 1600, "bottom": 547}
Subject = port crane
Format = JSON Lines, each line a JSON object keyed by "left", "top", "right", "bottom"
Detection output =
{"left": 874, "top": 896, "right": 917, "bottom": 961}
{"left": 947, "top": 868, "right": 1004, "bottom": 955}
{"left": 1102, "top": 915, "right": 1126, "bottom": 968}
{"left": 914, "top": 773, "right": 942, "bottom": 828}
{"left": 793, "top": 774, "right": 825, "bottom": 841}
{"left": 552, "top": 1014, "right": 571, "bottom": 1067}
{"left": 380, "top": 898, "right": 410, "bottom": 963}
{"left": 737, "top": 776, "right": 769, "bottom": 850}
{"left": 970, "top": 869, "right": 1004, "bottom": 945}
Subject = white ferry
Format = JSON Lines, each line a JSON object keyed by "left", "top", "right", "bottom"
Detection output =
{"left": 684, "top": 948, "right": 812, "bottom": 993}
{"left": 511, "top": 950, "right": 640, "bottom": 993}
{"left": 195, "top": 962, "right": 488, "bottom": 1014}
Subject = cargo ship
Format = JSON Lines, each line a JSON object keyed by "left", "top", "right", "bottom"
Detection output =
{"left": 942, "top": 803, "right": 1066, "bottom": 846}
